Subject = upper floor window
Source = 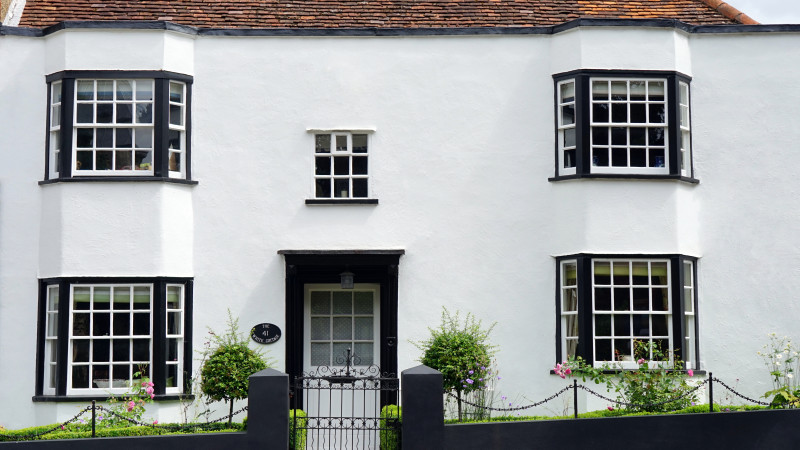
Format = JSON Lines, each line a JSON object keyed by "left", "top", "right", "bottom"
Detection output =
{"left": 307, "top": 131, "right": 377, "bottom": 204}
{"left": 553, "top": 71, "right": 693, "bottom": 181}
{"left": 36, "top": 278, "right": 192, "bottom": 398}
{"left": 556, "top": 255, "right": 698, "bottom": 370}
{"left": 45, "top": 71, "right": 192, "bottom": 182}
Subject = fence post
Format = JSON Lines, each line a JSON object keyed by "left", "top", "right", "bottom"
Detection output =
{"left": 708, "top": 372, "right": 714, "bottom": 413}
{"left": 91, "top": 400, "right": 96, "bottom": 438}
{"left": 573, "top": 380, "right": 578, "bottom": 419}
{"left": 247, "top": 368, "right": 289, "bottom": 449}
{"left": 402, "top": 365, "right": 444, "bottom": 450}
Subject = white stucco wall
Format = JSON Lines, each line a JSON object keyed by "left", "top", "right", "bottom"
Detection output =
{"left": 1, "top": 24, "right": 799, "bottom": 428}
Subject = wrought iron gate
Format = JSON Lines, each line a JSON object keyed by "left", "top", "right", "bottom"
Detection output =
{"left": 291, "top": 351, "right": 401, "bottom": 450}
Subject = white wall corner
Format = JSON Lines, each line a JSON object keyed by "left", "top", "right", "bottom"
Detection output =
{"left": 2, "top": 0, "right": 26, "bottom": 26}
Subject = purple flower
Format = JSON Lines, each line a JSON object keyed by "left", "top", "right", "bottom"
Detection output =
{"left": 468, "top": 370, "right": 474, "bottom": 375}
{"left": 480, "top": 366, "right": 486, "bottom": 371}
{"left": 466, "top": 379, "right": 474, "bottom": 384}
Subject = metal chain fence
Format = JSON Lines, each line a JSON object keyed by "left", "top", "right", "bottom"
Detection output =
{"left": 446, "top": 374, "right": 777, "bottom": 418}
{"left": 0, "top": 402, "right": 248, "bottom": 442}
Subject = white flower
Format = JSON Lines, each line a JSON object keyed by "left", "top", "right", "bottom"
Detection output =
{"left": 777, "top": 354, "right": 783, "bottom": 359}
{"left": 788, "top": 374, "right": 794, "bottom": 379}
{"left": 776, "top": 361, "right": 782, "bottom": 366}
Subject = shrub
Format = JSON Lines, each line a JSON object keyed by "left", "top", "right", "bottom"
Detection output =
{"left": 559, "top": 340, "right": 697, "bottom": 412}
{"left": 414, "top": 308, "right": 496, "bottom": 421}
{"left": 201, "top": 310, "right": 273, "bottom": 425}
{"left": 289, "top": 409, "right": 307, "bottom": 449}
{"left": 379, "top": 404, "right": 401, "bottom": 450}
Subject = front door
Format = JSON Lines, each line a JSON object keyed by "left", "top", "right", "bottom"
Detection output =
{"left": 303, "top": 284, "right": 380, "bottom": 373}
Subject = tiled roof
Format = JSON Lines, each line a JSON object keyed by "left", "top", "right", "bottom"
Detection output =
{"left": 17, "top": 0, "right": 757, "bottom": 29}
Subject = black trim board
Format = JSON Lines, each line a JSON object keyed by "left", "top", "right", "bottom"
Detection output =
{"left": 280, "top": 250, "right": 403, "bottom": 407}
{"left": 4, "top": 19, "right": 800, "bottom": 39}
{"left": 305, "top": 199, "right": 379, "bottom": 205}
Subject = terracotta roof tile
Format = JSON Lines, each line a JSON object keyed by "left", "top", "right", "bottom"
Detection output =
{"left": 17, "top": 0, "right": 756, "bottom": 29}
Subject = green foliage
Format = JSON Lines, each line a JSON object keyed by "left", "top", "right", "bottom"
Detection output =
{"left": 200, "top": 311, "right": 274, "bottom": 425}
{"left": 379, "top": 405, "right": 401, "bottom": 450}
{"left": 758, "top": 333, "right": 800, "bottom": 408}
{"left": 0, "top": 421, "right": 245, "bottom": 442}
{"left": 289, "top": 409, "right": 307, "bottom": 450}
{"left": 414, "top": 308, "right": 496, "bottom": 420}
{"left": 561, "top": 341, "right": 697, "bottom": 412}
{"left": 105, "top": 365, "right": 156, "bottom": 427}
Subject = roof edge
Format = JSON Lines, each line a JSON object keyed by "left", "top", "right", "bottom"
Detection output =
{"left": 4, "top": 18, "right": 798, "bottom": 39}
{"left": 700, "top": 0, "right": 759, "bottom": 25}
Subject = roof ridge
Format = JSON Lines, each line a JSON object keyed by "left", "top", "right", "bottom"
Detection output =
{"left": 699, "top": 0, "right": 758, "bottom": 24}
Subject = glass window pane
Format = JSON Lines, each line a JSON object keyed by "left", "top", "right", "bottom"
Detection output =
{"left": 132, "top": 339, "right": 150, "bottom": 361}
{"left": 353, "top": 343, "right": 373, "bottom": 365}
{"left": 116, "top": 104, "right": 133, "bottom": 123}
{"left": 167, "top": 338, "right": 179, "bottom": 362}
{"left": 630, "top": 81, "right": 646, "bottom": 100}
{"left": 73, "top": 340, "right": 90, "bottom": 362}
{"left": 136, "top": 103, "right": 153, "bottom": 124}
{"left": 169, "top": 104, "right": 183, "bottom": 126}
{"left": 335, "top": 135, "right": 347, "bottom": 152}
{"left": 310, "top": 292, "right": 331, "bottom": 314}
{"left": 167, "top": 286, "right": 182, "bottom": 309}
{"left": 333, "top": 157, "right": 349, "bottom": 175}
{"left": 77, "top": 81, "right": 94, "bottom": 100}
{"left": 354, "top": 317, "right": 373, "bottom": 340}
{"left": 315, "top": 179, "right": 331, "bottom": 198}
{"left": 610, "top": 81, "right": 627, "bottom": 100}
{"left": 352, "top": 156, "right": 368, "bottom": 175}
{"left": 353, "top": 292, "right": 373, "bottom": 314}
{"left": 561, "top": 104, "right": 575, "bottom": 126}
{"left": 133, "top": 287, "right": 151, "bottom": 309}
{"left": 96, "top": 104, "right": 113, "bottom": 123}
{"left": 72, "top": 366, "right": 89, "bottom": 388}
{"left": 594, "top": 315, "right": 611, "bottom": 336}
{"left": 133, "top": 313, "right": 150, "bottom": 335}
{"left": 592, "top": 80, "right": 608, "bottom": 100}
{"left": 352, "top": 134, "right": 368, "bottom": 153}
{"left": 169, "top": 82, "right": 184, "bottom": 103}
{"left": 614, "top": 315, "right": 631, "bottom": 336}
{"left": 332, "top": 292, "right": 352, "bottom": 314}
{"left": 76, "top": 104, "right": 94, "bottom": 123}
{"left": 113, "top": 287, "right": 131, "bottom": 309}
{"left": 116, "top": 80, "right": 133, "bottom": 100}
{"left": 332, "top": 343, "right": 351, "bottom": 363}
{"left": 648, "top": 81, "right": 665, "bottom": 101}
{"left": 560, "top": 81, "right": 575, "bottom": 102}
{"left": 315, "top": 134, "right": 331, "bottom": 153}
{"left": 168, "top": 312, "right": 181, "bottom": 335}
{"left": 93, "top": 339, "right": 110, "bottom": 361}
{"left": 333, "top": 179, "right": 349, "bottom": 198}
{"left": 311, "top": 343, "right": 330, "bottom": 366}
{"left": 97, "top": 81, "right": 113, "bottom": 100}
{"left": 113, "top": 313, "right": 130, "bottom": 336}
{"left": 352, "top": 179, "right": 368, "bottom": 198}
{"left": 136, "top": 80, "right": 153, "bottom": 101}
{"left": 332, "top": 317, "right": 352, "bottom": 340}
{"left": 115, "top": 151, "right": 132, "bottom": 170}
{"left": 310, "top": 317, "right": 330, "bottom": 340}
{"left": 113, "top": 339, "right": 130, "bottom": 361}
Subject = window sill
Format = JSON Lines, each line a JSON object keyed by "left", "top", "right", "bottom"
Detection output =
{"left": 32, "top": 394, "right": 194, "bottom": 402}
{"left": 39, "top": 177, "right": 198, "bottom": 186}
{"left": 305, "top": 199, "right": 378, "bottom": 205}
{"left": 548, "top": 174, "right": 699, "bottom": 184}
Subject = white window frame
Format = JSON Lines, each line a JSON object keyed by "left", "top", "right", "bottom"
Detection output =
{"left": 164, "top": 284, "right": 184, "bottom": 394}
{"left": 589, "top": 78, "right": 669, "bottom": 175}
{"left": 313, "top": 131, "right": 371, "bottom": 199}
{"left": 66, "top": 284, "right": 154, "bottom": 395}
{"left": 557, "top": 80, "right": 577, "bottom": 176}
{"left": 304, "top": 284, "right": 380, "bottom": 369}
{"left": 557, "top": 255, "right": 698, "bottom": 370}
{"left": 43, "top": 285, "right": 60, "bottom": 396}
{"left": 72, "top": 79, "right": 155, "bottom": 176}
{"left": 167, "top": 82, "right": 187, "bottom": 179}
{"left": 678, "top": 81, "right": 692, "bottom": 178}
{"left": 48, "top": 81, "right": 62, "bottom": 179}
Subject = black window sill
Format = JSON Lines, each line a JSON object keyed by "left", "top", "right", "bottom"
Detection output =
{"left": 550, "top": 369, "right": 706, "bottom": 375}
{"left": 33, "top": 394, "right": 194, "bottom": 402}
{"left": 305, "top": 199, "right": 379, "bottom": 205}
{"left": 39, "top": 177, "right": 199, "bottom": 186}
{"left": 548, "top": 174, "right": 699, "bottom": 184}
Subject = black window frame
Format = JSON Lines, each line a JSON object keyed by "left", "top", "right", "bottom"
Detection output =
{"left": 42, "top": 70, "right": 195, "bottom": 185}
{"left": 33, "top": 277, "right": 193, "bottom": 401}
{"left": 551, "top": 70, "right": 696, "bottom": 183}
{"left": 554, "top": 254, "right": 699, "bottom": 369}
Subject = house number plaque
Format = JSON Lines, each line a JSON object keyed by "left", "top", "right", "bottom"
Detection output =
{"left": 251, "top": 323, "right": 281, "bottom": 344}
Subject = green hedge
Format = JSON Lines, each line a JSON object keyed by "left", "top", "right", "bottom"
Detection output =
{"left": 379, "top": 404, "right": 401, "bottom": 450}
{"left": 289, "top": 409, "right": 307, "bottom": 449}
{"left": 0, "top": 421, "right": 245, "bottom": 442}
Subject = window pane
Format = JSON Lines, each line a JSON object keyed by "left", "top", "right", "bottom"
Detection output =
{"left": 136, "top": 103, "right": 153, "bottom": 124}
{"left": 352, "top": 134, "right": 368, "bottom": 153}
{"left": 136, "top": 80, "right": 153, "bottom": 101}
{"left": 310, "top": 292, "right": 331, "bottom": 314}
{"left": 169, "top": 104, "right": 183, "bottom": 126}
{"left": 592, "top": 80, "right": 608, "bottom": 100}
{"left": 332, "top": 317, "right": 352, "bottom": 340}
{"left": 353, "top": 292, "right": 373, "bottom": 313}
{"left": 315, "top": 134, "right": 331, "bottom": 153}
{"left": 333, "top": 179, "right": 349, "bottom": 198}
{"left": 352, "top": 179, "right": 368, "bottom": 198}
{"left": 97, "top": 81, "right": 113, "bottom": 100}
{"left": 76, "top": 104, "right": 94, "bottom": 124}
{"left": 116, "top": 104, "right": 133, "bottom": 123}
{"left": 311, "top": 343, "right": 330, "bottom": 366}
{"left": 77, "top": 81, "right": 94, "bottom": 100}
{"left": 333, "top": 157, "right": 349, "bottom": 175}
{"left": 352, "top": 156, "right": 368, "bottom": 175}
{"left": 614, "top": 315, "right": 631, "bottom": 336}
{"left": 335, "top": 135, "right": 347, "bottom": 152}
{"left": 315, "top": 157, "right": 331, "bottom": 175}
{"left": 353, "top": 343, "right": 373, "bottom": 365}
{"left": 116, "top": 81, "right": 133, "bottom": 100}
{"left": 560, "top": 81, "right": 575, "bottom": 102}
{"left": 167, "top": 286, "right": 182, "bottom": 309}
{"left": 315, "top": 179, "right": 331, "bottom": 198}
{"left": 332, "top": 292, "right": 352, "bottom": 314}
{"left": 310, "top": 317, "right": 330, "bottom": 340}
{"left": 72, "top": 366, "right": 89, "bottom": 388}
{"left": 594, "top": 315, "right": 611, "bottom": 336}
{"left": 113, "top": 313, "right": 130, "bottom": 335}
{"left": 354, "top": 317, "right": 373, "bottom": 340}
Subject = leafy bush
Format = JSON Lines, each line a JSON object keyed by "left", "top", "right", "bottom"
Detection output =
{"left": 559, "top": 341, "right": 697, "bottom": 412}
{"left": 201, "top": 311, "right": 273, "bottom": 425}
{"left": 289, "top": 409, "right": 307, "bottom": 449}
{"left": 414, "top": 308, "right": 496, "bottom": 421}
{"left": 379, "top": 404, "right": 401, "bottom": 450}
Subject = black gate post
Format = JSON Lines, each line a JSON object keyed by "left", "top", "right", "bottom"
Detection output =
{"left": 402, "top": 365, "right": 444, "bottom": 450}
{"left": 247, "top": 368, "right": 290, "bottom": 448}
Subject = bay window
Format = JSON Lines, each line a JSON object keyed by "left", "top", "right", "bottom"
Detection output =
{"left": 553, "top": 70, "right": 694, "bottom": 181}
{"left": 556, "top": 255, "right": 698, "bottom": 369}
{"left": 44, "top": 71, "right": 193, "bottom": 182}
{"left": 35, "top": 278, "right": 192, "bottom": 399}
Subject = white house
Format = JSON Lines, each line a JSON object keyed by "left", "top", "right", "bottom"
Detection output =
{"left": 1, "top": 0, "right": 799, "bottom": 428}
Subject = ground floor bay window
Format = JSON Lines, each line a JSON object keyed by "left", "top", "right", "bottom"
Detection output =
{"left": 34, "top": 278, "right": 192, "bottom": 400}
{"left": 556, "top": 255, "right": 698, "bottom": 369}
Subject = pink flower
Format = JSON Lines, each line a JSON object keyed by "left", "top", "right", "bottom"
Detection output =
{"left": 150, "top": 393, "right": 155, "bottom": 399}
{"left": 148, "top": 381, "right": 154, "bottom": 387}
{"left": 146, "top": 386, "right": 155, "bottom": 395}
{"left": 127, "top": 401, "right": 136, "bottom": 412}
{"left": 153, "top": 420, "right": 158, "bottom": 425}
{"left": 564, "top": 368, "right": 572, "bottom": 375}
{"left": 637, "top": 358, "right": 645, "bottom": 365}
{"left": 607, "top": 406, "right": 614, "bottom": 411}
{"left": 687, "top": 369, "right": 694, "bottom": 377}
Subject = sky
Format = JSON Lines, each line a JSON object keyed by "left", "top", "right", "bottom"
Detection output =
{"left": 728, "top": 0, "right": 800, "bottom": 24}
